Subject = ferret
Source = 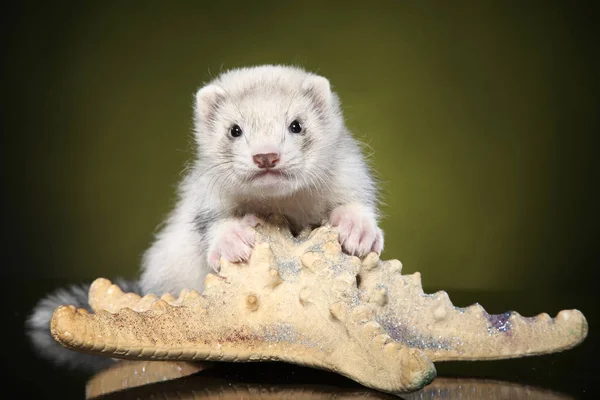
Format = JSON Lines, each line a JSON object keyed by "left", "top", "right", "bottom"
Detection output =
{"left": 26, "top": 65, "right": 383, "bottom": 369}
{"left": 140, "top": 65, "right": 383, "bottom": 295}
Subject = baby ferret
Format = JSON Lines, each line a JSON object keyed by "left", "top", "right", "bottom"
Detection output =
{"left": 26, "top": 65, "right": 384, "bottom": 369}
{"left": 140, "top": 64, "right": 383, "bottom": 296}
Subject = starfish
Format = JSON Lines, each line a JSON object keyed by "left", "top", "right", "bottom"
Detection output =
{"left": 50, "top": 223, "right": 588, "bottom": 395}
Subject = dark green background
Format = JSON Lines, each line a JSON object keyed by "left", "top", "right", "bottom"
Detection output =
{"left": 2, "top": 1, "right": 598, "bottom": 294}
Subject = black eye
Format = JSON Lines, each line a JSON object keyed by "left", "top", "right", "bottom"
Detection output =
{"left": 230, "top": 124, "right": 243, "bottom": 138}
{"left": 289, "top": 120, "right": 303, "bottom": 134}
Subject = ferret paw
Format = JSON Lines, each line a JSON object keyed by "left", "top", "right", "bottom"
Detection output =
{"left": 207, "top": 214, "right": 262, "bottom": 271}
{"left": 330, "top": 204, "right": 384, "bottom": 257}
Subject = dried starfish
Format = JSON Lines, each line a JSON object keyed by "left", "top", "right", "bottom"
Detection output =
{"left": 50, "top": 223, "right": 588, "bottom": 395}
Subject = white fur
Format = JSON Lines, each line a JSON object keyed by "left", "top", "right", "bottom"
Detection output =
{"left": 26, "top": 278, "right": 138, "bottom": 371}
{"left": 140, "top": 65, "right": 383, "bottom": 296}
{"left": 206, "top": 214, "right": 262, "bottom": 270}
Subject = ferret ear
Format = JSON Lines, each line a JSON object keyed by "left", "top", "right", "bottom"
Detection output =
{"left": 194, "top": 84, "right": 226, "bottom": 127}
{"left": 302, "top": 75, "right": 332, "bottom": 110}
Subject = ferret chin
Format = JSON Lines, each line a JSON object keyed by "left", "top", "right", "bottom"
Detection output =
{"left": 140, "top": 64, "right": 383, "bottom": 296}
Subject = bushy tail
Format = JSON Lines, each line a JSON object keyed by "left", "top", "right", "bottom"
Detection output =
{"left": 26, "top": 278, "right": 140, "bottom": 372}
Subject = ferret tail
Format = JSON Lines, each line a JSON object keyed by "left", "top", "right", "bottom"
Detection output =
{"left": 25, "top": 278, "right": 141, "bottom": 372}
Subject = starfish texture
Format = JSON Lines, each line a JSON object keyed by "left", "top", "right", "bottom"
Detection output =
{"left": 50, "top": 223, "right": 588, "bottom": 395}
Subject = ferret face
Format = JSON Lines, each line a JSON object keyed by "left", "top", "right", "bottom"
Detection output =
{"left": 193, "top": 66, "right": 344, "bottom": 198}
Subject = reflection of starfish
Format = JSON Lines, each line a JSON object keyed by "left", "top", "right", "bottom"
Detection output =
{"left": 87, "top": 361, "right": 397, "bottom": 399}
{"left": 51, "top": 223, "right": 588, "bottom": 395}
{"left": 87, "top": 360, "right": 574, "bottom": 400}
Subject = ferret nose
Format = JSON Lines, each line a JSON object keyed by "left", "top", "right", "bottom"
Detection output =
{"left": 253, "top": 153, "right": 280, "bottom": 169}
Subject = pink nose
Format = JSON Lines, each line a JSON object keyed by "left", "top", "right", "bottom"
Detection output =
{"left": 253, "top": 153, "right": 280, "bottom": 169}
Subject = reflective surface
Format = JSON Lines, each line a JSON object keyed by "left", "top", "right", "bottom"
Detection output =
{"left": 10, "top": 277, "right": 594, "bottom": 399}
{"left": 86, "top": 361, "right": 575, "bottom": 399}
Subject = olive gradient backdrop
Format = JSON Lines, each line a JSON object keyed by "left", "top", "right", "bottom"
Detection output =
{"left": 2, "top": 1, "right": 598, "bottom": 294}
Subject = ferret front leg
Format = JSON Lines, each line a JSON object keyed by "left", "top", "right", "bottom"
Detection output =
{"left": 330, "top": 203, "right": 384, "bottom": 257}
{"left": 206, "top": 214, "right": 263, "bottom": 271}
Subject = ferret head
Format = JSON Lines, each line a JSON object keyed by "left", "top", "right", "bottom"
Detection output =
{"left": 192, "top": 65, "right": 345, "bottom": 198}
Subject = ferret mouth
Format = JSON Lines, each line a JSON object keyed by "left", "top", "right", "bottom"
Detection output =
{"left": 251, "top": 169, "right": 286, "bottom": 180}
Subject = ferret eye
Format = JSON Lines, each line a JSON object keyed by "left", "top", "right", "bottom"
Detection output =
{"left": 289, "top": 120, "right": 303, "bottom": 134}
{"left": 230, "top": 124, "right": 243, "bottom": 138}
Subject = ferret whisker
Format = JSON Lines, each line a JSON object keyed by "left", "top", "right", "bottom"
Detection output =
{"left": 194, "top": 160, "right": 234, "bottom": 183}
